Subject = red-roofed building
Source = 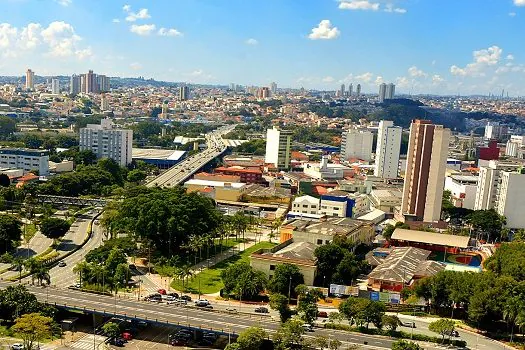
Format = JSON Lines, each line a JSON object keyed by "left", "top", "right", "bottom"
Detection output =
{"left": 193, "top": 172, "right": 241, "bottom": 183}
{"left": 15, "top": 173, "right": 39, "bottom": 188}
{"left": 214, "top": 166, "right": 264, "bottom": 184}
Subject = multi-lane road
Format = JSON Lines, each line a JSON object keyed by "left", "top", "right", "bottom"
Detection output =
{"left": 146, "top": 125, "right": 235, "bottom": 188}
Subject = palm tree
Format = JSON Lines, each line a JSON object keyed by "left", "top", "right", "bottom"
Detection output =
{"left": 73, "top": 261, "right": 91, "bottom": 287}
{"left": 25, "top": 258, "right": 40, "bottom": 285}
{"left": 35, "top": 265, "right": 51, "bottom": 286}
{"left": 503, "top": 296, "right": 522, "bottom": 343}
{"left": 13, "top": 257, "right": 25, "bottom": 281}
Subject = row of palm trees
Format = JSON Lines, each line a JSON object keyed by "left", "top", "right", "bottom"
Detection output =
{"left": 12, "top": 257, "right": 51, "bottom": 286}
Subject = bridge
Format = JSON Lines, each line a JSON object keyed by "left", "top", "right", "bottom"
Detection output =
{"left": 35, "top": 194, "right": 108, "bottom": 207}
{"left": 146, "top": 125, "right": 235, "bottom": 188}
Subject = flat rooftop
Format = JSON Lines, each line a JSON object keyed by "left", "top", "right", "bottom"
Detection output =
{"left": 391, "top": 228, "right": 471, "bottom": 249}
{"left": 132, "top": 148, "right": 186, "bottom": 161}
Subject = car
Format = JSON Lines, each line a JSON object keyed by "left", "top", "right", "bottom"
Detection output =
{"left": 225, "top": 307, "right": 237, "bottom": 313}
{"left": 317, "top": 311, "right": 328, "bottom": 318}
{"left": 254, "top": 307, "right": 269, "bottom": 313}
{"left": 58, "top": 261, "right": 67, "bottom": 267}
{"left": 165, "top": 295, "right": 177, "bottom": 301}
{"left": 11, "top": 344, "right": 23, "bottom": 350}
{"left": 167, "top": 299, "right": 186, "bottom": 305}
{"left": 204, "top": 305, "right": 213, "bottom": 309}
{"left": 122, "top": 332, "right": 133, "bottom": 341}
{"left": 301, "top": 324, "right": 314, "bottom": 332}
{"left": 167, "top": 292, "right": 179, "bottom": 298}
{"left": 401, "top": 321, "right": 416, "bottom": 328}
{"left": 202, "top": 331, "right": 217, "bottom": 340}
{"left": 448, "top": 330, "right": 460, "bottom": 337}
{"left": 180, "top": 295, "right": 192, "bottom": 301}
{"left": 157, "top": 289, "right": 167, "bottom": 295}
{"left": 195, "top": 299, "right": 210, "bottom": 306}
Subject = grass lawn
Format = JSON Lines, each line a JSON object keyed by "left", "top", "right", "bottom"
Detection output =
{"left": 24, "top": 223, "right": 37, "bottom": 242}
{"left": 171, "top": 241, "right": 275, "bottom": 295}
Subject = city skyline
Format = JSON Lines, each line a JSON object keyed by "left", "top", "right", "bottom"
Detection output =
{"left": 1, "top": 0, "right": 525, "bottom": 95}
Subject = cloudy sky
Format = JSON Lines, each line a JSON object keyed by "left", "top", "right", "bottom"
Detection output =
{"left": 1, "top": 0, "right": 525, "bottom": 95}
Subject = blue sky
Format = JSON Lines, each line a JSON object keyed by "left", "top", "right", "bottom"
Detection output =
{"left": 1, "top": 0, "right": 525, "bottom": 95}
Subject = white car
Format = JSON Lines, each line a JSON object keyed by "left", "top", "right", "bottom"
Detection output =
{"left": 195, "top": 299, "right": 210, "bottom": 306}
{"left": 11, "top": 344, "right": 23, "bottom": 350}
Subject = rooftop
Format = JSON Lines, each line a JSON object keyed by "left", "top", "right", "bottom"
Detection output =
{"left": 391, "top": 228, "right": 471, "bottom": 249}
{"left": 184, "top": 178, "right": 246, "bottom": 189}
{"left": 132, "top": 148, "right": 186, "bottom": 161}
{"left": 284, "top": 217, "right": 368, "bottom": 236}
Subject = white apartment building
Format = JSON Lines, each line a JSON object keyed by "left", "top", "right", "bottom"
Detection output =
{"left": 505, "top": 135, "right": 525, "bottom": 158}
{"left": 0, "top": 148, "right": 49, "bottom": 176}
{"left": 303, "top": 156, "right": 349, "bottom": 180}
{"left": 291, "top": 195, "right": 320, "bottom": 215}
{"left": 319, "top": 193, "right": 369, "bottom": 218}
{"left": 51, "top": 79, "right": 60, "bottom": 95}
{"left": 265, "top": 126, "right": 293, "bottom": 170}
{"left": 474, "top": 160, "right": 521, "bottom": 210}
{"left": 444, "top": 174, "right": 478, "bottom": 210}
{"left": 496, "top": 170, "right": 525, "bottom": 229}
{"left": 341, "top": 129, "right": 373, "bottom": 162}
{"left": 374, "top": 120, "right": 402, "bottom": 179}
{"left": 484, "top": 122, "right": 507, "bottom": 140}
{"left": 79, "top": 119, "right": 133, "bottom": 167}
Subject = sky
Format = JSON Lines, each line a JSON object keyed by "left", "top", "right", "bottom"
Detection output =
{"left": 1, "top": 0, "right": 525, "bottom": 95}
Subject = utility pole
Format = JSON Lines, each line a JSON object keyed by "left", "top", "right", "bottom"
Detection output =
{"left": 288, "top": 275, "right": 292, "bottom": 304}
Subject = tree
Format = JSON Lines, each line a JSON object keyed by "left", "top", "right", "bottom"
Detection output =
{"left": 361, "top": 301, "right": 386, "bottom": 329}
{"left": 314, "top": 244, "right": 346, "bottom": 286}
{"left": 269, "top": 293, "right": 292, "bottom": 323}
{"left": 273, "top": 319, "right": 305, "bottom": 350}
{"left": 40, "top": 217, "right": 71, "bottom": 241}
{"left": 233, "top": 326, "right": 267, "bottom": 350}
{"left": 267, "top": 263, "right": 304, "bottom": 298}
{"left": 102, "top": 322, "right": 121, "bottom": 339}
{"left": 12, "top": 313, "right": 53, "bottom": 350}
{"left": 0, "top": 116, "right": 16, "bottom": 139}
{"left": 328, "top": 312, "right": 344, "bottom": 324}
{"left": 127, "top": 169, "right": 147, "bottom": 183}
{"left": 468, "top": 209, "right": 506, "bottom": 242}
{"left": 0, "top": 214, "right": 22, "bottom": 254}
{"left": 513, "top": 229, "right": 525, "bottom": 242}
{"left": 329, "top": 338, "right": 342, "bottom": 350}
{"left": 296, "top": 287, "right": 323, "bottom": 325}
{"left": 332, "top": 253, "right": 365, "bottom": 285}
{"left": 382, "top": 222, "right": 410, "bottom": 241}
{"left": 382, "top": 315, "right": 400, "bottom": 333}
{"left": 485, "top": 242, "right": 525, "bottom": 282}
{"left": 391, "top": 340, "right": 423, "bottom": 350}
{"left": 0, "top": 173, "right": 10, "bottom": 187}
{"left": 221, "top": 262, "right": 267, "bottom": 300}
{"left": 339, "top": 297, "right": 369, "bottom": 327}
{"left": 428, "top": 318, "right": 455, "bottom": 343}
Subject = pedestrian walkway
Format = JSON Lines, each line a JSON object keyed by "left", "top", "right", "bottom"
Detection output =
{"left": 66, "top": 334, "right": 108, "bottom": 350}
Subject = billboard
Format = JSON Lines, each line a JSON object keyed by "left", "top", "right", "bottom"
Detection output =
{"left": 329, "top": 284, "right": 359, "bottom": 297}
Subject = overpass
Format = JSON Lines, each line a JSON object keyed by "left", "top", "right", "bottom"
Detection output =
{"left": 35, "top": 194, "right": 107, "bottom": 207}
{"left": 146, "top": 125, "right": 235, "bottom": 188}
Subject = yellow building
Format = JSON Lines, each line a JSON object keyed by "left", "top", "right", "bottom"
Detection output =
{"left": 184, "top": 178, "right": 246, "bottom": 202}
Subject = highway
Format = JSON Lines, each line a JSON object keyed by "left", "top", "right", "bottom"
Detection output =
{"left": 146, "top": 125, "right": 235, "bottom": 188}
{"left": 0, "top": 282, "right": 459, "bottom": 350}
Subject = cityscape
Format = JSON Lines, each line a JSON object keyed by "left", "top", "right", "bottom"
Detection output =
{"left": 1, "top": 1, "right": 525, "bottom": 350}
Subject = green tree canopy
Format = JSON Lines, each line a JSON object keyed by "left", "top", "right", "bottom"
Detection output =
{"left": 12, "top": 313, "right": 53, "bottom": 350}
{"left": 0, "top": 214, "right": 22, "bottom": 254}
{"left": 391, "top": 340, "right": 423, "bottom": 350}
{"left": 267, "top": 263, "right": 304, "bottom": 298}
{"left": 40, "top": 217, "right": 71, "bottom": 240}
{"left": 428, "top": 318, "right": 456, "bottom": 343}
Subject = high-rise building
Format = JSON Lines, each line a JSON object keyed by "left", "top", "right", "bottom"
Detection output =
{"left": 341, "top": 129, "right": 373, "bottom": 162}
{"left": 258, "top": 87, "right": 270, "bottom": 99}
{"left": 348, "top": 83, "right": 353, "bottom": 97}
{"left": 79, "top": 119, "right": 133, "bottom": 167}
{"left": 270, "top": 82, "right": 277, "bottom": 95}
{"left": 179, "top": 86, "right": 190, "bottom": 101}
{"left": 401, "top": 120, "right": 451, "bottom": 223}
{"left": 340, "top": 84, "right": 345, "bottom": 97}
{"left": 265, "top": 126, "right": 293, "bottom": 170}
{"left": 378, "top": 83, "right": 387, "bottom": 103}
{"left": 505, "top": 135, "right": 525, "bottom": 158}
{"left": 495, "top": 169, "right": 525, "bottom": 229}
{"left": 51, "top": 78, "right": 60, "bottom": 94}
{"left": 386, "top": 83, "right": 395, "bottom": 99}
{"left": 70, "top": 74, "right": 81, "bottom": 94}
{"left": 374, "top": 120, "right": 402, "bottom": 178}
{"left": 97, "top": 75, "right": 110, "bottom": 92}
{"left": 229, "top": 83, "right": 236, "bottom": 91}
{"left": 25, "top": 69, "right": 35, "bottom": 91}
{"left": 356, "top": 84, "right": 361, "bottom": 97}
{"left": 82, "top": 70, "right": 98, "bottom": 93}
{"left": 474, "top": 160, "right": 521, "bottom": 210}
{"left": 100, "top": 95, "right": 109, "bottom": 110}
{"left": 484, "top": 122, "right": 507, "bottom": 141}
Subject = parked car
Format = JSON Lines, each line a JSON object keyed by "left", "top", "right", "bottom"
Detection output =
{"left": 11, "top": 344, "right": 23, "bottom": 350}
{"left": 167, "top": 292, "right": 179, "bottom": 298}
{"left": 157, "top": 289, "right": 167, "bottom": 295}
{"left": 301, "top": 323, "right": 314, "bottom": 332}
{"left": 254, "top": 307, "right": 269, "bottom": 313}
{"left": 195, "top": 299, "right": 210, "bottom": 306}
{"left": 180, "top": 295, "right": 192, "bottom": 301}
{"left": 204, "top": 305, "right": 213, "bottom": 309}
{"left": 58, "top": 261, "right": 67, "bottom": 267}
{"left": 401, "top": 321, "right": 416, "bottom": 328}
{"left": 107, "top": 338, "right": 125, "bottom": 347}
{"left": 448, "top": 330, "right": 460, "bottom": 337}
{"left": 225, "top": 307, "right": 237, "bottom": 313}
{"left": 317, "top": 311, "right": 328, "bottom": 318}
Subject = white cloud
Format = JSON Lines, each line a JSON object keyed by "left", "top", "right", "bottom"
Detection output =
{"left": 396, "top": 76, "right": 411, "bottom": 88}
{"left": 124, "top": 6, "right": 151, "bottom": 22}
{"left": 19, "top": 23, "right": 42, "bottom": 50}
{"left": 130, "top": 62, "right": 142, "bottom": 70}
{"left": 0, "top": 23, "right": 18, "bottom": 50}
{"left": 450, "top": 45, "right": 503, "bottom": 77}
{"left": 40, "top": 21, "right": 87, "bottom": 58}
{"left": 432, "top": 75, "right": 444, "bottom": 83}
{"left": 375, "top": 76, "right": 384, "bottom": 85}
{"left": 112, "top": 19, "right": 120, "bottom": 23}
{"left": 322, "top": 76, "right": 335, "bottom": 83}
{"left": 507, "top": 54, "right": 515, "bottom": 60}
{"left": 408, "top": 66, "right": 427, "bottom": 78}
{"left": 158, "top": 28, "right": 182, "bottom": 37}
{"left": 356, "top": 72, "right": 374, "bottom": 83}
{"left": 514, "top": 0, "right": 525, "bottom": 6}
{"left": 384, "top": 4, "right": 407, "bottom": 13}
{"left": 509, "top": 12, "right": 516, "bottom": 17}
{"left": 308, "top": 20, "right": 340, "bottom": 40}
{"left": 339, "top": 0, "right": 380, "bottom": 11}
{"left": 185, "top": 69, "right": 214, "bottom": 82}
{"left": 54, "top": 0, "right": 72, "bottom": 6}
{"left": 245, "top": 38, "right": 258, "bottom": 45}
{"left": 130, "top": 24, "right": 156, "bottom": 36}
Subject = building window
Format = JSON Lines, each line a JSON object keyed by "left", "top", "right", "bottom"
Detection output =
{"left": 270, "top": 265, "right": 276, "bottom": 271}
{"left": 317, "top": 239, "right": 323, "bottom": 245}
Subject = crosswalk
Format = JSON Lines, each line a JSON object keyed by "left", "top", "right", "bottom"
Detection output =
{"left": 67, "top": 335, "right": 108, "bottom": 350}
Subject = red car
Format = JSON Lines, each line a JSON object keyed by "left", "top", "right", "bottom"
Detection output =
{"left": 318, "top": 311, "right": 328, "bottom": 318}
{"left": 122, "top": 332, "right": 133, "bottom": 341}
{"left": 158, "top": 289, "right": 167, "bottom": 295}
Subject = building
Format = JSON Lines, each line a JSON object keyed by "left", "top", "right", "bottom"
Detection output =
{"left": 100, "top": 95, "right": 109, "bottom": 111}
{"left": 401, "top": 120, "right": 451, "bottom": 223}
{"left": 270, "top": 82, "right": 277, "bottom": 95}
{"left": 369, "top": 189, "right": 403, "bottom": 214}
{"left": 25, "top": 69, "right": 35, "bottom": 91}
{"left": 291, "top": 195, "right": 320, "bottom": 216}
{"left": 258, "top": 87, "right": 270, "bottom": 99}
{"left": 70, "top": 74, "right": 80, "bottom": 94}
{"left": 214, "top": 166, "right": 263, "bottom": 184}
{"left": 474, "top": 160, "right": 521, "bottom": 210}
{"left": 444, "top": 174, "right": 478, "bottom": 210}
{"left": 320, "top": 192, "right": 369, "bottom": 218}
{"left": 184, "top": 178, "right": 246, "bottom": 201}
{"left": 51, "top": 78, "right": 60, "bottom": 94}
{"left": 279, "top": 217, "right": 375, "bottom": 245}
{"left": 265, "top": 126, "right": 293, "bottom": 170}
{"left": 484, "top": 122, "right": 507, "bottom": 141}
{"left": 348, "top": 83, "right": 353, "bottom": 97}
{"left": 356, "top": 84, "right": 361, "bottom": 97}
{"left": 81, "top": 70, "right": 98, "bottom": 93}
{"left": 477, "top": 139, "right": 499, "bottom": 162}
{"left": 496, "top": 170, "right": 525, "bottom": 229}
{"left": 505, "top": 135, "right": 525, "bottom": 158}
{"left": 385, "top": 83, "right": 395, "bottom": 100}
{"left": 97, "top": 75, "right": 110, "bottom": 92}
{"left": 374, "top": 120, "right": 402, "bottom": 179}
{"left": 179, "top": 86, "right": 190, "bottom": 101}
{"left": 378, "top": 83, "right": 387, "bottom": 103}
{"left": 340, "top": 84, "right": 345, "bottom": 97}
{"left": 341, "top": 129, "right": 373, "bottom": 162}
{"left": 390, "top": 228, "right": 471, "bottom": 253}
{"left": 0, "top": 148, "right": 49, "bottom": 176}
{"left": 131, "top": 148, "right": 186, "bottom": 169}
{"left": 79, "top": 119, "right": 133, "bottom": 166}
{"left": 303, "top": 156, "right": 350, "bottom": 180}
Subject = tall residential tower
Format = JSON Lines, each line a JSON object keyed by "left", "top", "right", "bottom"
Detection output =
{"left": 374, "top": 120, "right": 402, "bottom": 178}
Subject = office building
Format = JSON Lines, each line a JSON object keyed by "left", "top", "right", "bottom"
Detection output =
{"left": 70, "top": 74, "right": 81, "bottom": 94}
{"left": 401, "top": 120, "right": 451, "bottom": 223}
{"left": 374, "top": 120, "right": 402, "bottom": 178}
{"left": 341, "top": 129, "right": 373, "bottom": 161}
{"left": 270, "top": 82, "right": 277, "bottom": 95}
{"left": 25, "top": 69, "right": 35, "bottom": 91}
{"left": 340, "top": 84, "right": 345, "bottom": 97}
{"left": 474, "top": 160, "right": 521, "bottom": 210}
{"left": 265, "top": 126, "right": 293, "bottom": 170}
{"left": 51, "top": 79, "right": 60, "bottom": 94}
{"left": 378, "top": 83, "right": 387, "bottom": 103}
{"left": 179, "top": 86, "right": 190, "bottom": 101}
{"left": 348, "top": 83, "right": 353, "bottom": 97}
{"left": 97, "top": 75, "right": 110, "bottom": 92}
{"left": 79, "top": 119, "right": 133, "bottom": 167}
{"left": 495, "top": 170, "right": 525, "bottom": 229}
{"left": 0, "top": 148, "right": 49, "bottom": 176}
{"left": 356, "top": 84, "right": 361, "bottom": 97}
{"left": 386, "top": 83, "right": 395, "bottom": 99}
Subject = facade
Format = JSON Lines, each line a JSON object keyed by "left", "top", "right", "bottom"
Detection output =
{"left": 265, "top": 126, "right": 293, "bottom": 170}
{"left": 51, "top": 79, "right": 60, "bottom": 94}
{"left": 79, "top": 119, "right": 133, "bottom": 166}
{"left": 270, "top": 82, "right": 277, "bottom": 95}
{"left": 474, "top": 160, "right": 521, "bottom": 210}
{"left": 374, "top": 120, "right": 402, "bottom": 179}
{"left": 444, "top": 175, "right": 478, "bottom": 210}
{"left": 484, "top": 122, "right": 507, "bottom": 141}
{"left": 401, "top": 120, "right": 451, "bottom": 223}
{"left": 82, "top": 70, "right": 98, "bottom": 93}
{"left": 369, "top": 189, "right": 403, "bottom": 213}
{"left": 184, "top": 178, "right": 246, "bottom": 201}
{"left": 505, "top": 135, "right": 525, "bottom": 158}
{"left": 341, "top": 129, "right": 373, "bottom": 161}
{"left": 0, "top": 148, "right": 49, "bottom": 176}
{"left": 303, "top": 156, "right": 349, "bottom": 180}
{"left": 214, "top": 166, "right": 263, "bottom": 184}
{"left": 319, "top": 193, "right": 369, "bottom": 218}
{"left": 179, "top": 86, "right": 190, "bottom": 101}
{"left": 70, "top": 74, "right": 81, "bottom": 94}
{"left": 385, "top": 83, "right": 395, "bottom": 99}
{"left": 356, "top": 84, "right": 361, "bottom": 96}
{"left": 100, "top": 95, "right": 109, "bottom": 111}
{"left": 477, "top": 140, "right": 499, "bottom": 161}
{"left": 378, "top": 83, "right": 386, "bottom": 103}
{"left": 25, "top": 69, "right": 35, "bottom": 91}
{"left": 291, "top": 195, "right": 320, "bottom": 215}
{"left": 348, "top": 83, "right": 353, "bottom": 97}
{"left": 496, "top": 170, "right": 525, "bottom": 229}
{"left": 97, "top": 75, "right": 110, "bottom": 92}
